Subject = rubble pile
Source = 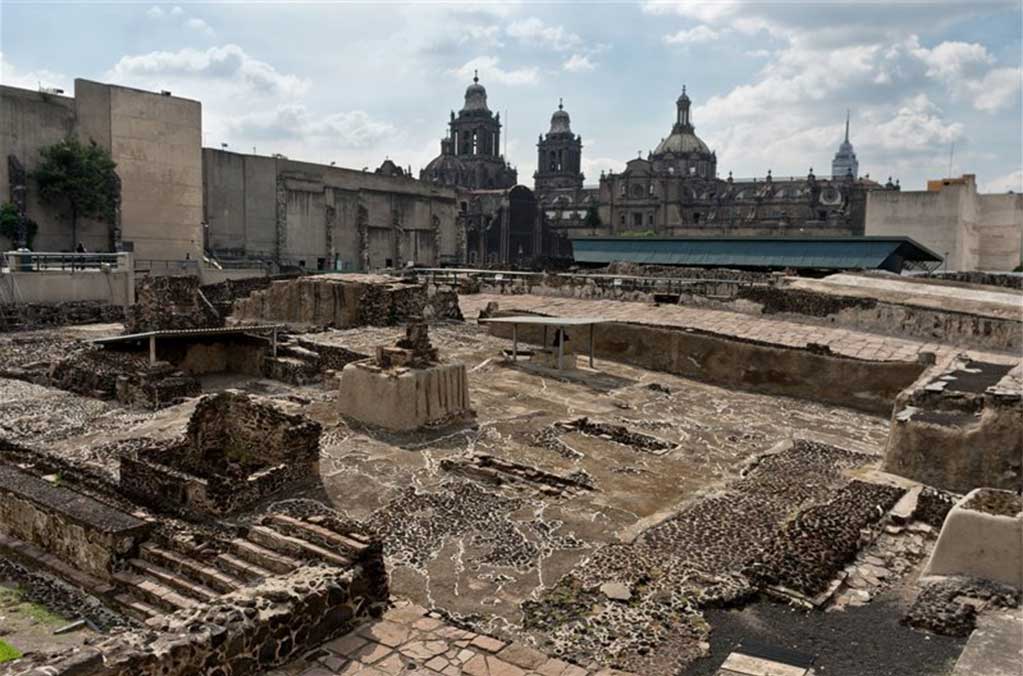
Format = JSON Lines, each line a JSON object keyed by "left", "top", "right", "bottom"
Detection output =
{"left": 904, "top": 576, "right": 1021, "bottom": 636}
{"left": 554, "top": 417, "right": 676, "bottom": 455}
{"left": 367, "top": 480, "right": 584, "bottom": 573}
{"left": 521, "top": 441, "right": 890, "bottom": 673}
{"left": 745, "top": 479, "right": 904, "bottom": 596}
{"left": 125, "top": 275, "right": 222, "bottom": 334}
{"left": 440, "top": 453, "right": 596, "bottom": 497}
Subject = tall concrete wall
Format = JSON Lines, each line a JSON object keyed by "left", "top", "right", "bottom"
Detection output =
{"left": 866, "top": 177, "right": 1023, "bottom": 271}
{"left": 203, "top": 149, "right": 460, "bottom": 272}
{"left": 0, "top": 80, "right": 204, "bottom": 261}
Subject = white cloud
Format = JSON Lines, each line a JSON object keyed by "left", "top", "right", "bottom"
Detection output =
{"left": 186, "top": 17, "right": 216, "bottom": 38}
{"left": 507, "top": 17, "right": 582, "bottom": 52}
{"left": 170, "top": 5, "right": 183, "bottom": 16}
{"left": 981, "top": 169, "right": 1023, "bottom": 193}
{"left": 563, "top": 54, "right": 595, "bottom": 72}
{"left": 230, "top": 105, "right": 397, "bottom": 149}
{"left": 864, "top": 94, "right": 964, "bottom": 152}
{"left": 0, "top": 52, "right": 69, "bottom": 92}
{"left": 664, "top": 25, "right": 721, "bottom": 45}
{"left": 146, "top": 6, "right": 164, "bottom": 19}
{"left": 108, "top": 45, "right": 309, "bottom": 98}
{"left": 448, "top": 56, "right": 538, "bottom": 86}
{"left": 972, "top": 68, "right": 1022, "bottom": 112}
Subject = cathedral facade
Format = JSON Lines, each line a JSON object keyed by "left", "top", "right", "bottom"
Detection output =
{"left": 534, "top": 88, "right": 898, "bottom": 242}
{"left": 421, "top": 75, "right": 563, "bottom": 266}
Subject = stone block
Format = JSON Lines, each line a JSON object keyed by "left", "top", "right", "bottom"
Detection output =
{"left": 923, "top": 488, "right": 1023, "bottom": 588}
{"left": 337, "top": 362, "right": 471, "bottom": 431}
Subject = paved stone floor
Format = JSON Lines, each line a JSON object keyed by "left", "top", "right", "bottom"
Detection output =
{"left": 459, "top": 294, "right": 1018, "bottom": 364}
{"left": 279, "top": 601, "right": 632, "bottom": 676}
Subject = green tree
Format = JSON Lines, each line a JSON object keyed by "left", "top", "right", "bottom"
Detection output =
{"left": 584, "top": 206, "right": 602, "bottom": 231}
{"left": 0, "top": 202, "right": 38, "bottom": 249}
{"left": 33, "top": 137, "right": 119, "bottom": 249}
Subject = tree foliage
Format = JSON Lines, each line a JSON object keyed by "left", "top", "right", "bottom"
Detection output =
{"left": 33, "top": 137, "right": 119, "bottom": 245}
{"left": 584, "top": 206, "right": 602, "bottom": 230}
{"left": 0, "top": 202, "right": 38, "bottom": 249}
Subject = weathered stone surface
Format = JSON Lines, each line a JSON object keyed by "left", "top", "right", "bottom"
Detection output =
{"left": 126, "top": 275, "right": 222, "bottom": 334}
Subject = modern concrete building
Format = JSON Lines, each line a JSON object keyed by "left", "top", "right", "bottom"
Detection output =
{"left": 203, "top": 149, "right": 461, "bottom": 271}
{"left": 1, "top": 79, "right": 203, "bottom": 261}
{"left": 865, "top": 174, "right": 1023, "bottom": 271}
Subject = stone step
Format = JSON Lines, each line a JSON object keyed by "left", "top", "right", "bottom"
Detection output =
{"left": 267, "top": 514, "right": 370, "bottom": 557}
{"left": 279, "top": 344, "right": 321, "bottom": 362}
{"left": 128, "top": 559, "right": 220, "bottom": 603}
{"left": 112, "top": 571, "right": 197, "bottom": 613}
{"left": 214, "top": 552, "right": 274, "bottom": 582}
{"left": 247, "top": 525, "right": 353, "bottom": 568}
{"left": 140, "top": 543, "right": 244, "bottom": 594}
{"left": 113, "top": 593, "right": 163, "bottom": 622}
{"left": 229, "top": 538, "right": 302, "bottom": 575}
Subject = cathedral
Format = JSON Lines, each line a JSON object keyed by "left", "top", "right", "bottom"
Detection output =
{"left": 421, "top": 74, "right": 561, "bottom": 266}
{"left": 533, "top": 88, "right": 900, "bottom": 242}
{"left": 421, "top": 78, "right": 898, "bottom": 265}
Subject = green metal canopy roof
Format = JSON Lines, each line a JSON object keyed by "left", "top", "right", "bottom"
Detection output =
{"left": 570, "top": 236, "right": 942, "bottom": 272}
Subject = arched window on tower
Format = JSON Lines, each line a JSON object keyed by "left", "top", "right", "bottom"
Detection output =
{"left": 549, "top": 151, "right": 557, "bottom": 171}
{"left": 462, "top": 132, "right": 471, "bottom": 156}
{"left": 472, "top": 131, "right": 479, "bottom": 155}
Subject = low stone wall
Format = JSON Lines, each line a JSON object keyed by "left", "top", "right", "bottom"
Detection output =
{"left": 0, "top": 466, "right": 151, "bottom": 579}
{"left": 12, "top": 564, "right": 382, "bottom": 676}
{"left": 120, "top": 392, "right": 323, "bottom": 516}
{"left": 925, "top": 271, "right": 1023, "bottom": 290}
{"left": 883, "top": 358, "right": 1022, "bottom": 492}
{"left": 0, "top": 301, "right": 124, "bottom": 332}
{"left": 487, "top": 315, "right": 926, "bottom": 414}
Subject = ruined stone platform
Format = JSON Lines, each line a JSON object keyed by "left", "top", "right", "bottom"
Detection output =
{"left": 337, "top": 361, "right": 471, "bottom": 431}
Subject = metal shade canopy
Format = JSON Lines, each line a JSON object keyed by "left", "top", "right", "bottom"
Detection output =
{"left": 478, "top": 316, "right": 606, "bottom": 370}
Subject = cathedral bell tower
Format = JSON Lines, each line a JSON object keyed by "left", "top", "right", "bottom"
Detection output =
{"left": 534, "top": 98, "right": 584, "bottom": 192}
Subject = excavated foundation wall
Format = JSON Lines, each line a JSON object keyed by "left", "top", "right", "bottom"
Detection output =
{"left": 0, "top": 301, "right": 124, "bottom": 332}
{"left": 0, "top": 466, "right": 151, "bottom": 579}
{"left": 231, "top": 274, "right": 462, "bottom": 327}
{"left": 883, "top": 360, "right": 1022, "bottom": 492}
{"left": 469, "top": 273, "right": 1020, "bottom": 352}
{"left": 120, "top": 393, "right": 322, "bottom": 516}
{"left": 488, "top": 318, "right": 925, "bottom": 414}
{"left": 12, "top": 564, "right": 384, "bottom": 676}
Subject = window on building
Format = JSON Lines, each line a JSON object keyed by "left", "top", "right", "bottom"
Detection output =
{"left": 647, "top": 213, "right": 654, "bottom": 226}
{"left": 460, "top": 201, "right": 468, "bottom": 212}
{"left": 633, "top": 212, "right": 643, "bottom": 227}
{"left": 619, "top": 213, "right": 626, "bottom": 226}
{"left": 689, "top": 166, "right": 696, "bottom": 175}
{"left": 648, "top": 184, "right": 655, "bottom": 196}
{"left": 619, "top": 183, "right": 627, "bottom": 196}
{"left": 693, "top": 212, "right": 701, "bottom": 223}
{"left": 472, "top": 131, "right": 479, "bottom": 155}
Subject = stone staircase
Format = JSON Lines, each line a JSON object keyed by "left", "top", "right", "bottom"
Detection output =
{"left": 112, "top": 513, "right": 374, "bottom": 621}
{"left": 263, "top": 339, "right": 323, "bottom": 385}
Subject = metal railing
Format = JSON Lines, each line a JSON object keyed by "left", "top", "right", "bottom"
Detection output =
{"left": 2, "top": 251, "right": 131, "bottom": 272}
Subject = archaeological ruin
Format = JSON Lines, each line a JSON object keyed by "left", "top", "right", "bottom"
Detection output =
{"left": 0, "top": 267, "right": 1019, "bottom": 676}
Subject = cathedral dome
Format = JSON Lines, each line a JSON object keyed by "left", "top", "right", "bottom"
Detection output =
{"left": 461, "top": 71, "right": 489, "bottom": 112}
{"left": 653, "top": 129, "right": 710, "bottom": 155}
{"left": 549, "top": 99, "right": 571, "bottom": 135}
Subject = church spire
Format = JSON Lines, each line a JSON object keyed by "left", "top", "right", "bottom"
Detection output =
{"left": 844, "top": 109, "right": 850, "bottom": 142}
{"left": 473, "top": 69, "right": 479, "bottom": 84}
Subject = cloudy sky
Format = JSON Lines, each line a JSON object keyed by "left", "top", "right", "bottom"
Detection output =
{"left": 2, "top": 1, "right": 1021, "bottom": 192}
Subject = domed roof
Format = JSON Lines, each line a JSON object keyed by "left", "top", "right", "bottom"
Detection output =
{"left": 549, "top": 98, "right": 572, "bottom": 134}
{"left": 653, "top": 129, "right": 710, "bottom": 155}
{"left": 461, "top": 71, "right": 489, "bottom": 113}
{"left": 424, "top": 149, "right": 466, "bottom": 177}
